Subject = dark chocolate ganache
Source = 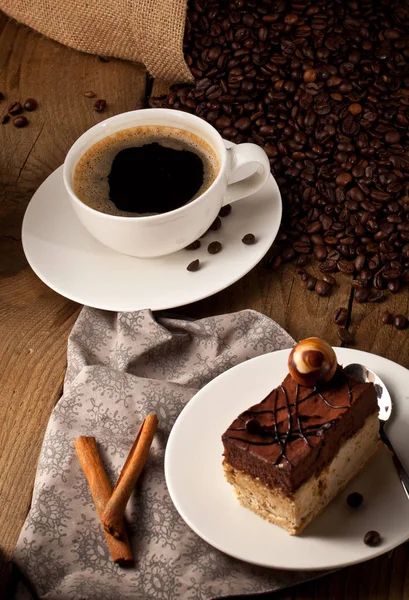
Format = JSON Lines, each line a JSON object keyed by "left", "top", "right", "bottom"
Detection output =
{"left": 222, "top": 367, "right": 378, "bottom": 495}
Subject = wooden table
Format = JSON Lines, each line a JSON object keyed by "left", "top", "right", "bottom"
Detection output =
{"left": 0, "top": 12, "right": 408, "bottom": 599}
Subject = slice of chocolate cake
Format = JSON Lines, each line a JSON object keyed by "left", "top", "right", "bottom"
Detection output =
{"left": 222, "top": 338, "right": 380, "bottom": 535}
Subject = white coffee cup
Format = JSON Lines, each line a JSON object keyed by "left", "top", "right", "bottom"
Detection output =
{"left": 63, "top": 108, "right": 270, "bottom": 258}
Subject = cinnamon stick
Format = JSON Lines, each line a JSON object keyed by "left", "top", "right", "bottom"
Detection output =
{"left": 102, "top": 413, "right": 158, "bottom": 538}
{"left": 74, "top": 436, "right": 133, "bottom": 564}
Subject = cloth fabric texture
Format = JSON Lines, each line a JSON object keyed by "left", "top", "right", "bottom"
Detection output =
{"left": 13, "top": 307, "right": 321, "bottom": 599}
{"left": 1, "top": 0, "right": 193, "bottom": 82}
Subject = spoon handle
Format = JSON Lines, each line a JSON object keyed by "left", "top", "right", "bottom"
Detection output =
{"left": 381, "top": 428, "right": 409, "bottom": 501}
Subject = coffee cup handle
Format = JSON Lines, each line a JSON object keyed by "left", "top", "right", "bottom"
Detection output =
{"left": 223, "top": 143, "right": 270, "bottom": 205}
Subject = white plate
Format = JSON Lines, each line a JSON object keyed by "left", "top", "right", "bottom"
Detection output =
{"left": 165, "top": 347, "right": 409, "bottom": 571}
{"left": 21, "top": 152, "right": 281, "bottom": 312}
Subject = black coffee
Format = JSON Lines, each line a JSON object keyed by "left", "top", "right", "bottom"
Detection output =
{"left": 109, "top": 142, "right": 205, "bottom": 214}
{"left": 73, "top": 126, "right": 219, "bottom": 216}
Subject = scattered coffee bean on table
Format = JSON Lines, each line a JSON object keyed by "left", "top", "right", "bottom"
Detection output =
{"left": 347, "top": 492, "right": 363, "bottom": 508}
{"left": 185, "top": 240, "right": 201, "bottom": 250}
{"left": 1, "top": 115, "right": 10, "bottom": 125}
{"left": 354, "top": 288, "right": 369, "bottom": 303}
{"left": 210, "top": 216, "right": 222, "bottom": 230}
{"left": 13, "top": 116, "right": 28, "bottom": 128}
{"left": 242, "top": 233, "right": 256, "bottom": 245}
{"left": 306, "top": 276, "right": 317, "bottom": 291}
{"left": 337, "top": 326, "right": 354, "bottom": 344}
{"left": 322, "top": 273, "right": 335, "bottom": 285}
{"left": 8, "top": 102, "right": 22, "bottom": 116}
{"left": 315, "top": 279, "right": 331, "bottom": 296}
{"left": 94, "top": 99, "right": 107, "bottom": 112}
{"left": 282, "top": 247, "right": 295, "bottom": 261}
{"left": 187, "top": 259, "right": 200, "bottom": 272}
{"left": 0, "top": 91, "right": 4, "bottom": 102}
{"left": 219, "top": 204, "right": 231, "bottom": 218}
{"left": 23, "top": 98, "right": 37, "bottom": 111}
{"left": 334, "top": 307, "right": 348, "bottom": 326}
{"left": 84, "top": 91, "right": 96, "bottom": 98}
{"left": 297, "top": 255, "right": 309, "bottom": 268}
{"left": 152, "top": 1, "right": 409, "bottom": 296}
{"left": 381, "top": 311, "right": 393, "bottom": 325}
{"left": 394, "top": 314, "right": 408, "bottom": 330}
{"left": 364, "top": 531, "right": 381, "bottom": 547}
{"left": 208, "top": 241, "right": 222, "bottom": 254}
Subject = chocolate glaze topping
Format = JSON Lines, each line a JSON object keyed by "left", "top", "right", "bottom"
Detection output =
{"left": 222, "top": 366, "right": 378, "bottom": 494}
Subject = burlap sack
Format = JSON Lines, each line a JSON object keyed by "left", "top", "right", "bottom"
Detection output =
{"left": 1, "top": 0, "right": 193, "bottom": 82}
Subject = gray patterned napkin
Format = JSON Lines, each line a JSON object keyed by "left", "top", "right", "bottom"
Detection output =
{"left": 13, "top": 307, "right": 319, "bottom": 600}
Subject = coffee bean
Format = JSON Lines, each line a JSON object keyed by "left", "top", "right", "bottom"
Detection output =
{"left": 337, "top": 260, "right": 355, "bottom": 275}
{"left": 385, "top": 131, "right": 400, "bottom": 145}
{"left": 1, "top": 115, "right": 10, "bottom": 125}
{"left": 355, "top": 288, "right": 369, "bottom": 303}
{"left": 320, "top": 260, "right": 337, "bottom": 273}
{"left": 267, "top": 256, "right": 282, "bottom": 271}
{"left": 94, "top": 99, "right": 107, "bottom": 112}
{"left": 354, "top": 255, "right": 366, "bottom": 272}
{"left": 219, "top": 204, "right": 231, "bottom": 218}
{"left": 381, "top": 311, "right": 393, "bottom": 325}
{"left": 367, "top": 291, "right": 385, "bottom": 303}
{"left": 306, "top": 276, "right": 317, "bottom": 291}
{"left": 315, "top": 280, "right": 332, "bottom": 297}
{"left": 236, "top": 117, "right": 251, "bottom": 131}
{"left": 336, "top": 173, "right": 352, "bottom": 187}
{"left": 208, "top": 241, "right": 222, "bottom": 254}
{"left": 242, "top": 233, "right": 256, "bottom": 245}
{"left": 314, "top": 245, "right": 327, "bottom": 261}
{"left": 297, "top": 255, "right": 309, "bottom": 268}
{"left": 187, "top": 259, "right": 200, "bottom": 272}
{"left": 323, "top": 274, "right": 335, "bottom": 285}
{"left": 394, "top": 315, "right": 408, "bottom": 330}
{"left": 13, "top": 116, "right": 28, "bottom": 128}
{"left": 23, "top": 98, "right": 38, "bottom": 111}
{"left": 364, "top": 531, "right": 381, "bottom": 547}
{"left": 348, "top": 103, "right": 362, "bottom": 115}
{"left": 9, "top": 102, "right": 22, "bottom": 116}
{"left": 0, "top": 91, "right": 4, "bottom": 102}
{"left": 185, "top": 240, "right": 201, "bottom": 250}
{"left": 388, "top": 280, "right": 400, "bottom": 294}
{"left": 334, "top": 307, "right": 348, "bottom": 326}
{"left": 347, "top": 492, "right": 363, "bottom": 508}
{"left": 85, "top": 91, "right": 96, "bottom": 98}
{"left": 293, "top": 241, "right": 310, "bottom": 254}
{"left": 215, "top": 115, "right": 232, "bottom": 129}
{"left": 337, "top": 326, "right": 354, "bottom": 344}
{"left": 303, "top": 69, "right": 317, "bottom": 83}
{"left": 210, "top": 217, "right": 222, "bottom": 231}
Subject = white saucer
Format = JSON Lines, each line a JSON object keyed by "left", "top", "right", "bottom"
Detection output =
{"left": 22, "top": 162, "right": 281, "bottom": 312}
{"left": 165, "top": 347, "right": 409, "bottom": 571}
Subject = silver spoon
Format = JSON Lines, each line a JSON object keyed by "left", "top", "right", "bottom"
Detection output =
{"left": 344, "top": 363, "right": 409, "bottom": 500}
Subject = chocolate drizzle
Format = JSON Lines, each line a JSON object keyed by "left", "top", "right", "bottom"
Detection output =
{"left": 294, "top": 384, "right": 312, "bottom": 448}
{"left": 224, "top": 370, "right": 354, "bottom": 467}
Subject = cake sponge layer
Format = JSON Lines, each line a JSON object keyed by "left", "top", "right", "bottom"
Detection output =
{"left": 223, "top": 412, "right": 380, "bottom": 535}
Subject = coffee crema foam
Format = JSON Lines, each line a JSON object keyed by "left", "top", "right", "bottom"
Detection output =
{"left": 73, "top": 125, "right": 220, "bottom": 216}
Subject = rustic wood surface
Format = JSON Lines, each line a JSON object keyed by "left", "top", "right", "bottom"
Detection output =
{"left": 0, "top": 12, "right": 408, "bottom": 599}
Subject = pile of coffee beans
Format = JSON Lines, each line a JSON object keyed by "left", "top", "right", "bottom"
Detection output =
{"left": 1, "top": 94, "right": 38, "bottom": 127}
{"left": 151, "top": 0, "right": 409, "bottom": 299}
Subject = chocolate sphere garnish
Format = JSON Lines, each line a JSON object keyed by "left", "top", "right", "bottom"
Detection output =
{"left": 288, "top": 337, "right": 337, "bottom": 388}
